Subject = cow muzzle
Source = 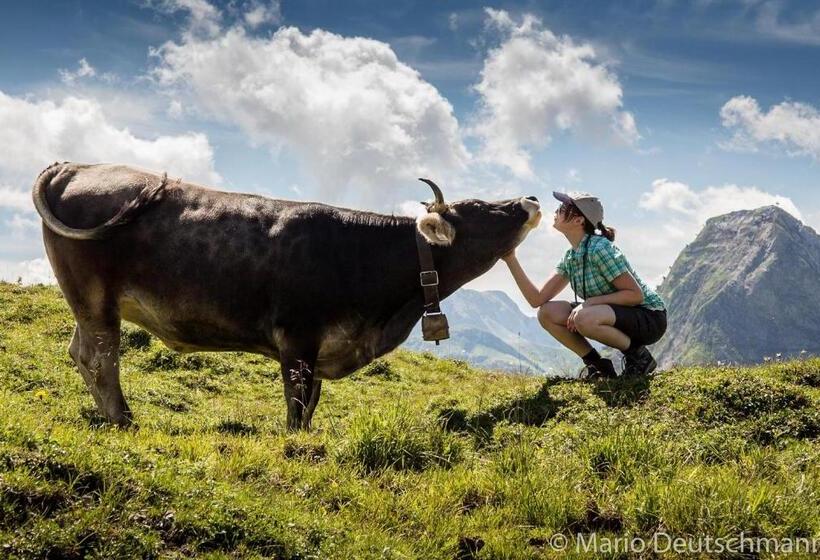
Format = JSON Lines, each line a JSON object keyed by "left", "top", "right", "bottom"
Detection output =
{"left": 520, "top": 196, "right": 542, "bottom": 228}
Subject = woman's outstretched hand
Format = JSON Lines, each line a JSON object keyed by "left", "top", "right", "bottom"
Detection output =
{"left": 500, "top": 249, "right": 516, "bottom": 263}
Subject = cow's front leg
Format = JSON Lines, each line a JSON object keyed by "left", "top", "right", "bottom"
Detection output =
{"left": 280, "top": 356, "right": 317, "bottom": 431}
{"left": 301, "top": 380, "right": 322, "bottom": 431}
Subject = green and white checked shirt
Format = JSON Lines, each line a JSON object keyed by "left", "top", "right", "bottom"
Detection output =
{"left": 556, "top": 234, "right": 666, "bottom": 311}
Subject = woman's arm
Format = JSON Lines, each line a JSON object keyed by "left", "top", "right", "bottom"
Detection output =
{"left": 584, "top": 272, "right": 643, "bottom": 306}
{"left": 502, "top": 253, "right": 569, "bottom": 308}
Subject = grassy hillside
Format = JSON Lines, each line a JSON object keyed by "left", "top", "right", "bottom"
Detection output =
{"left": 1, "top": 283, "right": 819, "bottom": 559}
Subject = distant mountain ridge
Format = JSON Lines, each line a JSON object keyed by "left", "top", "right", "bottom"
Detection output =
{"left": 402, "top": 289, "right": 575, "bottom": 374}
{"left": 655, "top": 205, "right": 820, "bottom": 367}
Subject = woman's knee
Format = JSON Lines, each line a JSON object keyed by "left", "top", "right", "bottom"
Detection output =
{"left": 574, "top": 308, "right": 599, "bottom": 334}
{"left": 537, "top": 301, "right": 570, "bottom": 328}
{"left": 577, "top": 304, "right": 617, "bottom": 330}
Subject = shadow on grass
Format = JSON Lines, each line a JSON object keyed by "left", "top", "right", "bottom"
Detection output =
{"left": 437, "top": 380, "right": 567, "bottom": 441}
{"left": 215, "top": 419, "right": 258, "bottom": 436}
{"left": 436, "top": 373, "right": 654, "bottom": 441}
{"left": 80, "top": 406, "right": 115, "bottom": 429}
{"left": 591, "top": 373, "right": 652, "bottom": 407}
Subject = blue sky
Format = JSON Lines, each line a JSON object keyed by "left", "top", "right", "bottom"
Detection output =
{"left": 0, "top": 0, "right": 818, "bottom": 313}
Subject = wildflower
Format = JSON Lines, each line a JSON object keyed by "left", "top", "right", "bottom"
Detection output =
{"left": 34, "top": 389, "right": 49, "bottom": 400}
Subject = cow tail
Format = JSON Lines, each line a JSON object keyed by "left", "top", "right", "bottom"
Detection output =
{"left": 32, "top": 163, "right": 174, "bottom": 240}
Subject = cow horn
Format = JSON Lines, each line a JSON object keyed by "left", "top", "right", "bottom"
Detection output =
{"left": 418, "top": 178, "right": 447, "bottom": 212}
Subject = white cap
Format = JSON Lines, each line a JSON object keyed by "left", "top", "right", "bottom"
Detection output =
{"left": 552, "top": 191, "right": 604, "bottom": 226}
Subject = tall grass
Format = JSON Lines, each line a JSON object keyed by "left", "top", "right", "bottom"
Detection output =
{"left": 338, "top": 407, "right": 463, "bottom": 473}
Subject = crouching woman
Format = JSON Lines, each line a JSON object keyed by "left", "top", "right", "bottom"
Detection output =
{"left": 502, "top": 191, "right": 667, "bottom": 379}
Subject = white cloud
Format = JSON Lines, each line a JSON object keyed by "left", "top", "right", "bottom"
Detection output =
{"left": 0, "top": 88, "right": 220, "bottom": 289}
{"left": 720, "top": 95, "right": 820, "bottom": 159}
{"left": 397, "top": 199, "right": 427, "bottom": 218}
{"left": 0, "top": 90, "right": 220, "bottom": 186}
{"left": 150, "top": 0, "right": 222, "bottom": 37}
{"left": 756, "top": 2, "right": 820, "bottom": 46}
{"left": 471, "top": 8, "right": 639, "bottom": 178}
{"left": 149, "top": 0, "right": 284, "bottom": 35}
{"left": 58, "top": 58, "right": 119, "bottom": 86}
{"left": 4, "top": 213, "right": 40, "bottom": 240}
{"left": 640, "top": 178, "right": 803, "bottom": 222}
{"left": 640, "top": 178, "right": 702, "bottom": 217}
{"left": 59, "top": 58, "right": 96, "bottom": 85}
{"left": 0, "top": 185, "right": 31, "bottom": 212}
{"left": 150, "top": 26, "right": 468, "bottom": 200}
{"left": 0, "top": 257, "right": 55, "bottom": 285}
{"left": 167, "top": 99, "right": 184, "bottom": 119}
{"left": 243, "top": 0, "right": 281, "bottom": 28}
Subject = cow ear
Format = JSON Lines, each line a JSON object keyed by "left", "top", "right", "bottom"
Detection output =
{"left": 416, "top": 212, "right": 456, "bottom": 246}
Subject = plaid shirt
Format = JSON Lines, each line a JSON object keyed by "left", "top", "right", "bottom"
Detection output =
{"left": 556, "top": 234, "right": 666, "bottom": 311}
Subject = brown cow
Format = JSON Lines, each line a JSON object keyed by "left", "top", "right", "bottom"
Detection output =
{"left": 32, "top": 162, "right": 541, "bottom": 429}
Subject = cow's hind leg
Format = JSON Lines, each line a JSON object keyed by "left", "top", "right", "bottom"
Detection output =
{"left": 69, "top": 319, "right": 131, "bottom": 427}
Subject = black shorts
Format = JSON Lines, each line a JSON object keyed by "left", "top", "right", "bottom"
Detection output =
{"left": 609, "top": 304, "right": 667, "bottom": 346}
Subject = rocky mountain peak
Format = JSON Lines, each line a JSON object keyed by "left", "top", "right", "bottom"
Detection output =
{"left": 654, "top": 205, "right": 820, "bottom": 367}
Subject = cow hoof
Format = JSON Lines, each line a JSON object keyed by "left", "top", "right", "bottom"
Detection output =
{"left": 108, "top": 410, "right": 135, "bottom": 430}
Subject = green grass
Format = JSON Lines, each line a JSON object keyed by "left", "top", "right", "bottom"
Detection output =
{"left": 1, "top": 282, "right": 819, "bottom": 559}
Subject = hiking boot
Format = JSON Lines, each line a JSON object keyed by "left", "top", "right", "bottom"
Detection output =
{"left": 578, "top": 358, "right": 617, "bottom": 381}
{"left": 621, "top": 346, "right": 657, "bottom": 377}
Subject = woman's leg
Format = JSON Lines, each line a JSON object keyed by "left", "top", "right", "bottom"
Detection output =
{"left": 537, "top": 301, "right": 594, "bottom": 357}
{"left": 573, "top": 304, "right": 631, "bottom": 351}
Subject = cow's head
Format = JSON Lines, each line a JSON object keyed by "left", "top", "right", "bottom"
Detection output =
{"left": 415, "top": 179, "right": 541, "bottom": 286}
